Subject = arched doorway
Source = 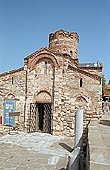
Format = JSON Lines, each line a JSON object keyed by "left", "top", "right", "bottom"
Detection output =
{"left": 28, "top": 91, "right": 52, "bottom": 134}
{"left": 36, "top": 91, "right": 52, "bottom": 134}
{"left": 37, "top": 103, "right": 51, "bottom": 133}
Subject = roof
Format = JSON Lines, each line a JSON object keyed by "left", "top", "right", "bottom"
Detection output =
{"left": 24, "top": 47, "right": 61, "bottom": 60}
{"left": 106, "top": 84, "right": 110, "bottom": 89}
{"left": 104, "top": 90, "right": 110, "bottom": 97}
{"left": 78, "top": 62, "right": 102, "bottom": 68}
{"left": 68, "top": 64, "right": 101, "bottom": 81}
{"left": 0, "top": 67, "right": 24, "bottom": 78}
{"left": 104, "top": 84, "right": 110, "bottom": 97}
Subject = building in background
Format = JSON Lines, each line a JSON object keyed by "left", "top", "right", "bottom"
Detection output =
{"left": 103, "top": 84, "right": 110, "bottom": 113}
{"left": 0, "top": 30, "right": 103, "bottom": 136}
{"left": 103, "top": 84, "right": 110, "bottom": 102}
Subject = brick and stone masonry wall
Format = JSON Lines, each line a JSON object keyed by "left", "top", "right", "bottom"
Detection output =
{"left": 49, "top": 30, "right": 79, "bottom": 60}
{"left": 0, "top": 68, "right": 26, "bottom": 127}
{"left": 52, "top": 56, "right": 102, "bottom": 136}
{"left": 24, "top": 52, "right": 57, "bottom": 129}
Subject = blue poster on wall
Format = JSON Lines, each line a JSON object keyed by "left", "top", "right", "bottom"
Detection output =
{"left": 4, "top": 100, "right": 16, "bottom": 127}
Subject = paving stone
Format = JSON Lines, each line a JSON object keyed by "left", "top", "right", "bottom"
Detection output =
{"left": 88, "top": 114, "right": 110, "bottom": 170}
{"left": 0, "top": 132, "right": 72, "bottom": 169}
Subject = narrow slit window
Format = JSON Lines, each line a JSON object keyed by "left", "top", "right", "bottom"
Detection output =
{"left": 12, "top": 77, "right": 13, "bottom": 85}
{"left": 80, "top": 78, "right": 82, "bottom": 87}
{"left": 44, "top": 61, "right": 47, "bottom": 74}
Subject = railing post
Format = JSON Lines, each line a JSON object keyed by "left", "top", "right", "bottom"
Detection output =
{"left": 74, "top": 109, "right": 83, "bottom": 148}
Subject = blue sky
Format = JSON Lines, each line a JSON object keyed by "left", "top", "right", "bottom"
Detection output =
{"left": 0, "top": 0, "right": 110, "bottom": 83}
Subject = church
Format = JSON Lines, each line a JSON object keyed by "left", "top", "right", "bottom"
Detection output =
{"left": 0, "top": 30, "right": 102, "bottom": 136}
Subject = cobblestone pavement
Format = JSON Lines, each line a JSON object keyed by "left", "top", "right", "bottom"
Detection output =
{"left": 0, "top": 132, "right": 73, "bottom": 170}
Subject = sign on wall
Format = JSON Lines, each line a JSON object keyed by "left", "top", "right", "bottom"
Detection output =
{"left": 4, "top": 100, "right": 16, "bottom": 127}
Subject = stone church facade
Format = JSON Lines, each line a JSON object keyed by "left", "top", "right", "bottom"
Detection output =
{"left": 0, "top": 30, "right": 102, "bottom": 136}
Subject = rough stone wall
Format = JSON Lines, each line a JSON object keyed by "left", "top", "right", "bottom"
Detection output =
{"left": 0, "top": 68, "right": 26, "bottom": 126}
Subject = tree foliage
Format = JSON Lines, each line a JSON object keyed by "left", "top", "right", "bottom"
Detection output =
{"left": 102, "top": 74, "right": 106, "bottom": 95}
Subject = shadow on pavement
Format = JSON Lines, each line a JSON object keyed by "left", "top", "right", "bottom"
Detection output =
{"left": 59, "top": 142, "right": 73, "bottom": 152}
{"left": 99, "top": 120, "right": 110, "bottom": 126}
